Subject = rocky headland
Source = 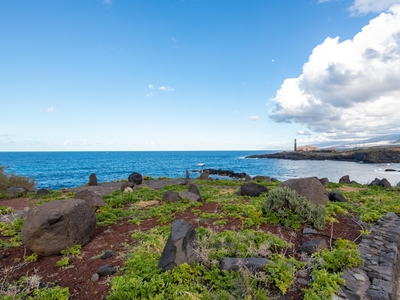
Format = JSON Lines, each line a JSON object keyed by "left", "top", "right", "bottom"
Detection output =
{"left": 246, "top": 146, "right": 400, "bottom": 163}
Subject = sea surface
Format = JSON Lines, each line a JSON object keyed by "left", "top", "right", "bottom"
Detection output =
{"left": 1, "top": 151, "right": 400, "bottom": 190}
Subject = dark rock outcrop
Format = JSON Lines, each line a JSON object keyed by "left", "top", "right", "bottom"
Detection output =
{"left": 279, "top": 177, "right": 329, "bottom": 206}
{"left": 97, "top": 265, "right": 116, "bottom": 276}
{"left": 7, "top": 186, "right": 28, "bottom": 197}
{"left": 239, "top": 183, "right": 269, "bottom": 197}
{"left": 179, "top": 191, "right": 201, "bottom": 203}
{"left": 339, "top": 175, "right": 351, "bottom": 184}
{"left": 89, "top": 173, "right": 98, "bottom": 186}
{"left": 75, "top": 190, "right": 106, "bottom": 207}
{"left": 245, "top": 147, "right": 400, "bottom": 164}
{"left": 188, "top": 184, "right": 201, "bottom": 197}
{"left": 300, "top": 239, "right": 328, "bottom": 254}
{"left": 21, "top": 199, "right": 96, "bottom": 256}
{"left": 36, "top": 188, "right": 50, "bottom": 198}
{"left": 369, "top": 178, "right": 392, "bottom": 188}
{"left": 329, "top": 192, "right": 348, "bottom": 202}
{"left": 162, "top": 191, "right": 181, "bottom": 203}
{"left": 319, "top": 177, "right": 330, "bottom": 186}
{"left": 221, "top": 258, "right": 269, "bottom": 272}
{"left": 128, "top": 172, "right": 143, "bottom": 185}
{"left": 158, "top": 220, "right": 199, "bottom": 271}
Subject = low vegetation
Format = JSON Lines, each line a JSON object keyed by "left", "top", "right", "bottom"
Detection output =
{"left": 1, "top": 174, "right": 400, "bottom": 299}
{"left": 0, "top": 165, "right": 36, "bottom": 198}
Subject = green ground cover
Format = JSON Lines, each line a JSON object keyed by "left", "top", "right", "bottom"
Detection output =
{"left": 1, "top": 175, "right": 399, "bottom": 299}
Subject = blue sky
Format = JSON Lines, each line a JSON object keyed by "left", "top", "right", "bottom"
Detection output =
{"left": 1, "top": 0, "right": 399, "bottom": 151}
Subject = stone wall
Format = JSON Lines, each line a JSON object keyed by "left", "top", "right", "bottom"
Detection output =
{"left": 335, "top": 212, "right": 400, "bottom": 300}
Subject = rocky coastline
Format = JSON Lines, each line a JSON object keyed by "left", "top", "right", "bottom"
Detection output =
{"left": 246, "top": 147, "right": 400, "bottom": 164}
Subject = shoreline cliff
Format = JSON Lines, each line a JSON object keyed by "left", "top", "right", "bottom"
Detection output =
{"left": 246, "top": 147, "right": 400, "bottom": 163}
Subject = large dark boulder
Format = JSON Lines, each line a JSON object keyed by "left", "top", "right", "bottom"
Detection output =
{"left": 128, "top": 172, "right": 143, "bottom": 185}
{"left": 75, "top": 189, "right": 106, "bottom": 207}
{"left": 239, "top": 183, "right": 269, "bottom": 197}
{"left": 35, "top": 188, "right": 50, "bottom": 198}
{"left": 369, "top": 178, "right": 392, "bottom": 188}
{"left": 158, "top": 220, "right": 199, "bottom": 271}
{"left": 379, "top": 178, "right": 391, "bottom": 188}
{"left": 319, "top": 177, "right": 330, "bottom": 186}
{"left": 162, "top": 191, "right": 181, "bottom": 203}
{"left": 89, "top": 173, "right": 98, "bottom": 186}
{"left": 279, "top": 177, "right": 329, "bottom": 206}
{"left": 7, "top": 186, "right": 28, "bottom": 197}
{"left": 188, "top": 184, "right": 201, "bottom": 197}
{"left": 179, "top": 191, "right": 201, "bottom": 203}
{"left": 329, "top": 192, "right": 348, "bottom": 203}
{"left": 339, "top": 175, "right": 351, "bottom": 184}
{"left": 21, "top": 199, "right": 96, "bottom": 256}
{"left": 300, "top": 239, "right": 328, "bottom": 254}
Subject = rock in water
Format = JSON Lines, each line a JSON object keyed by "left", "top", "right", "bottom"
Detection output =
{"left": 158, "top": 220, "right": 199, "bottom": 271}
{"left": 21, "top": 199, "right": 96, "bottom": 256}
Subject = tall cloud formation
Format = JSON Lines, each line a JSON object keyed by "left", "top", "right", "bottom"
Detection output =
{"left": 270, "top": 5, "right": 400, "bottom": 142}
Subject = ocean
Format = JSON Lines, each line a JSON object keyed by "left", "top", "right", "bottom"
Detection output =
{"left": 1, "top": 151, "right": 400, "bottom": 190}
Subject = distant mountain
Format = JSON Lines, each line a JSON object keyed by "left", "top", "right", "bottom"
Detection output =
{"left": 317, "top": 134, "right": 400, "bottom": 150}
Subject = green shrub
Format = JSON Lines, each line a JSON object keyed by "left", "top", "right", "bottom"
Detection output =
{"left": 263, "top": 187, "right": 326, "bottom": 230}
{"left": 29, "top": 286, "right": 70, "bottom": 300}
{"left": 0, "top": 165, "right": 36, "bottom": 195}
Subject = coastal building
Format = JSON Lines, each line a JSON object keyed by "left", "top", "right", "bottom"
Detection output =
{"left": 296, "top": 145, "right": 318, "bottom": 152}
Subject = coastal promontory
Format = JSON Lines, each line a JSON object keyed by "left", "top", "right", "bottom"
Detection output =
{"left": 246, "top": 147, "right": 400, "bottom": 163}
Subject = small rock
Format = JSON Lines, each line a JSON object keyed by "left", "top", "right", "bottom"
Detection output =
{"left": 221, "top": 257, "right": 269, "bottom": 272}
{"left": 303, "top": 228, "right": 318, "bottom": 235}
{"left": 90, "top": 273, "right": 100, "bottom": 282}
{"left": 300, "top": 239, "right": 328, "bottom": 255}
{"left": 353, "top": 273, "right": 365, "bottom": 281}
{"left": 296, "top": 278, "right": 309, "bottom": 285}
{"left": 97, "top": 265, "right": 116, "bottom": 276}
{"left": 101, "top": 250, "right": 113, "bottom": 259}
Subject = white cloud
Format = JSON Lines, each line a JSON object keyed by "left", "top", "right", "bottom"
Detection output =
{"left": 247, "top": 115, "right": 260, "bottom": 121}
{"left": 297, "top": 130, "right": 311, "bottom": 135}
{"left": 148, "top": 84, "right": 155, "bottom": 89}
{"left": 46, "top": 107, "right": 57, "bottom": 113}
{"left": 270, "top": 5, "right": 400, "bottom": 143}
{"left": 159, "top": 86, "right": 175, "bottom": 92}
{"left": 146, "top": 91, "right": 155, "bottom": 97}
{"left": 349, "top": 0, "right": 400, "bottom": 15}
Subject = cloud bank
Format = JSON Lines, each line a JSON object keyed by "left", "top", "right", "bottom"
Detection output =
{"left": 349, "top": 0, "right": 400, "bottom": 15}
{"left": 270, "top": 5, "right": 400, "bottom": 142}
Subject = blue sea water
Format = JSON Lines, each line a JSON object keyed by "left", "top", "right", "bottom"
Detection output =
{"left": 1, "top": 151, "right": 400, "bottom": 190}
